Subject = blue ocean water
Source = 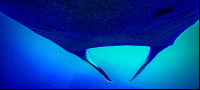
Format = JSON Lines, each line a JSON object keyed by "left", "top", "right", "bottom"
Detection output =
{"left": 0, "top": 12, "right": 199, "bottom": 89}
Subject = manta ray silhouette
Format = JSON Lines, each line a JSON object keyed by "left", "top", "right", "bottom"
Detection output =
{"left": 0, "top": 0, "right": 199, "bottom": 82}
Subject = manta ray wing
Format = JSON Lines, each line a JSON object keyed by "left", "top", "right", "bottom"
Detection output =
{"left": 125, "top": 7, "right": 199, "bottom": 81}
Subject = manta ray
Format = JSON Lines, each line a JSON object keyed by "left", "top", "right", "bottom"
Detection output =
{"left": 0, "top": 0, "right": 199, "bottom": 82}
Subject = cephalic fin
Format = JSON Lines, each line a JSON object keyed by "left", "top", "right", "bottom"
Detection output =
{"left": 129, "top": 45, "right": 169, "bottom": 82}
{"left": 70, "top": 50, "right": 113, "bottom": 82}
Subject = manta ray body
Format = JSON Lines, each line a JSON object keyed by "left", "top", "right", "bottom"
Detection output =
{"left": 0, "top": 0, "right": 199, "bottom": 82}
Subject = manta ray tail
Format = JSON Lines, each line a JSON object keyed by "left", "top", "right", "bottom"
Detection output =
{"left": 70, "top": 50, "right": 113, "bottom": 82}
{"left": 129, "top": 45, "right": 169, "bottom": 82}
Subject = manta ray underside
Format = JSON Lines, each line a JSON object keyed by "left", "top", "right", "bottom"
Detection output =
{"left": 0, "top": 0, "right": 199, "bottom": 82}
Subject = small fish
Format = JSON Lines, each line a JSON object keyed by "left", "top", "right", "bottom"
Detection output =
{"left": 0, "top": 0, "right": 199, "bottom": 82}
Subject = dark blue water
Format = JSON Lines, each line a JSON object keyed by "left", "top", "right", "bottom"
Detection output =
{"left": 0, "top": 12, "right": 199, "bottom": 89}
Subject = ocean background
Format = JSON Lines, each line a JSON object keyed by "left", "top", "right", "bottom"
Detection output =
{"left": 0, "top": 12, "right": 199, "bottom": 89}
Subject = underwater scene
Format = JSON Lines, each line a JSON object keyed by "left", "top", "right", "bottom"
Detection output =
{"left": 0, "top": 0, "right": 199, "bottom": 89}
{"left": 0, "top": 11, "right": 199, "bottom": 89}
